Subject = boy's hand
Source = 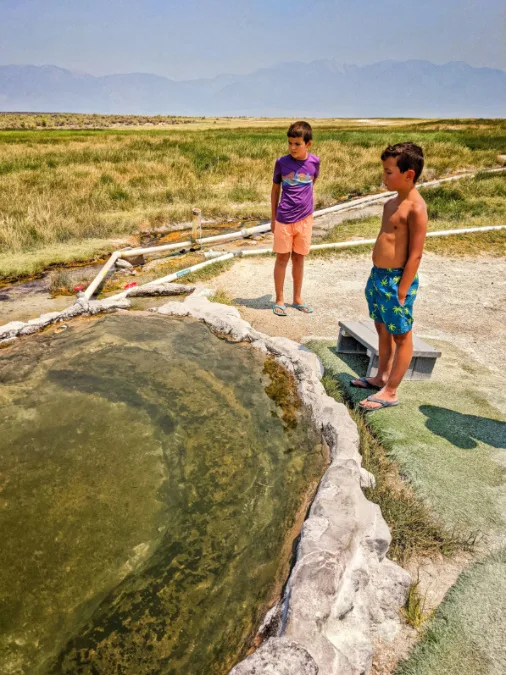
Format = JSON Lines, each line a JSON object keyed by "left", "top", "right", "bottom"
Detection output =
{"left": 271, "top": 221, "right": 275, "bottom": 233}
{"left": 398, "top": 292, "right": 407, "bottom": 307}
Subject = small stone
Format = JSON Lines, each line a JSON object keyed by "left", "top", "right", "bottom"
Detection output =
{"left": 115, "top": 258, "right": 134, "bottom": 270}
{"left": 359, "top": 467, "right": 376, "bottom": 489}
{"left": 123, "top": 254, "right": 145, "bottom": 266}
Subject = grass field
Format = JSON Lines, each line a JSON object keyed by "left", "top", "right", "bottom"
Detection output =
{"left": 395, "top": 548, "right": 506, "bottom": 675}
{"left": 0, "top": 117, "right": 505, "bottom": 281}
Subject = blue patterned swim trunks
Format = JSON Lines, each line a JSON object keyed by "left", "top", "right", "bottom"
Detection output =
{"left": 365, "top": 266, "right": 419, "bottom": 335}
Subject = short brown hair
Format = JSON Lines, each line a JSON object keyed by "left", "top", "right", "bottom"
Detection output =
{"left": 287, "top": 121, "right": 312, "bottom": 144}
{"left": 381, "top": 142, "right": 424, "bottom": 182}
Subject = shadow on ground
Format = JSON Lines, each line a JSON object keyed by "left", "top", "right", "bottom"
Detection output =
{"left": 419, "top": 404, "right": 506, "bottom": 450}
{"left": 233, "top": 294, "right": 273, "bottom": 309}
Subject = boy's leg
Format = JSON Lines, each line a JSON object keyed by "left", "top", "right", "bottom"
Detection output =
{"left": 353, "top": 321, "right": 395, "bottom": 388}
{"left": 375, "top": 321, "right": 396, "bottom": 384}
{"left": 359, "top": 330, "right": 413, "bottom": 409}
{"left": 291, "top": 215, "right": 313, "bottom": 310}
{"left": 291, "top": 251, "right": 305, "bottom": 306}
{"left": 274, "top": 252, "right": 291, "bottom": 306}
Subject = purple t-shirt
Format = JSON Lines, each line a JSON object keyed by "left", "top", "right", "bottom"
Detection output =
{"left": 273, "top": 153, "right": 320, "bottom": 224}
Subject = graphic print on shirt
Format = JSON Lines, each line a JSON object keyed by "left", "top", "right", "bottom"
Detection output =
{"left": 281, "top": 171, "right": 314, "bottom": 187}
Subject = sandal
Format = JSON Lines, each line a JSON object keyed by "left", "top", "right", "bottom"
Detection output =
{"left": 351, "top": 376, "right": 382, "bottom": 390}
{"left": 293, "top": 302, "right": 313, "bottom": 314}
{"left": 273, "top": 304, "right": 287, "bottom": 317}
{"left": 359, "top": 395, "right": 399, "bottom": 412}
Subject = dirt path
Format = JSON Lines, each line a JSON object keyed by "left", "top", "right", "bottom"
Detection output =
{"left": 212, "top": 251, "right": 506, "bottom": 413}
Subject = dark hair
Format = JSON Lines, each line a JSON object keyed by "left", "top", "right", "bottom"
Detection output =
{"left": 381, "top": 142, "right": 424, "bottom": 182}
{"left": 287, "top": 121, "right": 312, "bottom": 144}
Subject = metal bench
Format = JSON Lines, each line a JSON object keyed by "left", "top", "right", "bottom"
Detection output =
{"left": 337, "top": 320, "right": 441, "bottom": 381}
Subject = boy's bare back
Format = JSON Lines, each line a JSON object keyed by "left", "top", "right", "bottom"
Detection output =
{"left": 373, "top": 187, "right": 427, "bottom": 270}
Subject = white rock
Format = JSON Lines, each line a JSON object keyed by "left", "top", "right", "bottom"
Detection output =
{"left": 0, "top": 321, "right": 26, "bottom": 340}
{"left": 359, "top": 468, "right": 376, "bottom": 489}
{"left": 192, "top": 286, "right": 214, "bottom": 298}
{"left": 154, "top": 296, "right": 251, "bottom": 341}
{"left": 229, "top": 638, "right": 318, "bottom": 675}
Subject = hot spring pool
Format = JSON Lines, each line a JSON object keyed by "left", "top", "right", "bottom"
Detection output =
{"left": 0, "top": 314, "right": 326, "bottom": 674}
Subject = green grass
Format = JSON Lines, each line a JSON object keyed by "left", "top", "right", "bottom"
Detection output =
{"left": 0, "top": 239, "right": 113, "bottom": 284}
{"left": 309, "top": 341, "right": 506, "bottom": 540}
{"left": 402, "top": 579, "right": 431, "bottom": 629}
{"left": 1, "top": 118, "right": 505, "bottom": 281}
{"left": 395, "top": 548, "right": 506, "bottom": 675}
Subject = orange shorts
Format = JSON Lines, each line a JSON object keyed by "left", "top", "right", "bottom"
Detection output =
{"left": 272, "top": 215, "right": 313, "bottom": 256}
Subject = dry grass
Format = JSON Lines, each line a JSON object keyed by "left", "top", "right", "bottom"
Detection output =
{"left": 0, "top": 118, "right": 504, "bottom": 281}
{"left": 209, "top": 288, "right": 234, "bottom": 305}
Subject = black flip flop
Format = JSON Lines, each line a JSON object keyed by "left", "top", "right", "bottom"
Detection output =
{"left": 359, "top": 395, "right": 399, "bottom": 412}
{"left": 351, "top": 376, "right": 381, "bottom": 390}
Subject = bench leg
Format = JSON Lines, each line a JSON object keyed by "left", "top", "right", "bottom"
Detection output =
{"left": 366, "top": 354, "right": 379, "bottom": 378}
{"left": 337, "top": 332, "right": 368, "bottom": 355}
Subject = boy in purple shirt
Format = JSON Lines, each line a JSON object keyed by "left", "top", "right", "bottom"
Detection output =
{"left": 271, "top": 121, "right": 320, "bottom": 316}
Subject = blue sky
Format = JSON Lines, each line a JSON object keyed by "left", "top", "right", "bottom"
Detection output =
{"left": 1, "top": 0, "right": 504, "bottom": 79}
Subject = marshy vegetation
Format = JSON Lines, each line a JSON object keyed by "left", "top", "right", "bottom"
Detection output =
{"left": 0, "top": 117, "right": 504, "bottom": 281}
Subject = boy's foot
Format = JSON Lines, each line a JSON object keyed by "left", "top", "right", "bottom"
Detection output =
{"left": 273, "top": 304, "right": 287, "bottom": 317}
{"left": 351, "top": 376, "right": 382, "bottom": 390}
{"left": 293, "top": 302, "right": 313, "bottom": 314}
{"left": 359, "top": 389, "right": 399, "bottom": 411}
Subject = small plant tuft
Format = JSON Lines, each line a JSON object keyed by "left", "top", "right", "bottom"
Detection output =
{"left": 209, "top": 288, "right": 234, "bottom": 305}
{"left": 402, "top": 577, "right": 432, "bottom": 629}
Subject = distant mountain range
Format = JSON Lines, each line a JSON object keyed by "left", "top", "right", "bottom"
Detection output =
{"left": 1, "top": 60, "right": 505, "bottom": 117}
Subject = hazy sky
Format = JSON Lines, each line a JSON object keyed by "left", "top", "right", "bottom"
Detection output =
{"left": 1, "top": 0, "right": 505, "bottom": 79}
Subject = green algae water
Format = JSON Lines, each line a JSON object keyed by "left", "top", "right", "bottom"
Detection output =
{"left": 0, "top": 314, "right": 326, "bottom": 675}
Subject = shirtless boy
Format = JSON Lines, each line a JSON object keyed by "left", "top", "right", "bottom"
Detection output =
{"left": 351, "top": 142, "right": 428, "bottom": 411}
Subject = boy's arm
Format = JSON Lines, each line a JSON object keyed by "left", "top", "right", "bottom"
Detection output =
{"left": 271, "top": 183, "right": 281, "bottom": 232}
{"left": 398, "top": 203, "right": 428, "bottom": 305}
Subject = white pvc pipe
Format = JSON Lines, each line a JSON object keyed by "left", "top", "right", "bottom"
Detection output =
{"left": 121, "top": 241, "right": 192, "bottom": 257}
{"left": 425, "top": 224, "right": 506, "bottom": 237}
{"left": 84, "top": 251, "right": 120, "bottom": 300}
{"left": 143, "top": 252, "right": 234, "bottom": 285}
{"left": 237, "top": 224, "right": 506, "bottom": 256}
{"left": 197, "top": 223, "right": 268, "bottom": 244}
{"left": 195, "top": 167, "right": 506, "bottom": 246}
{"left": 312, "top": 167, "right": 506, "bottom": 218}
